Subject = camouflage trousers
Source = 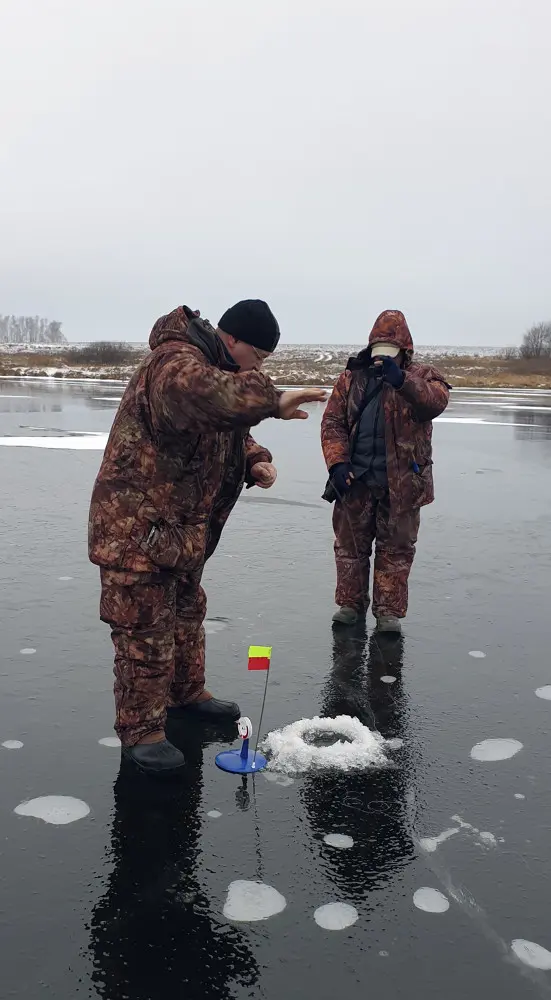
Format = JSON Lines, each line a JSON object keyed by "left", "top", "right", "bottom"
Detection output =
{"left": 99, "top": 568, "right": 206, "bottom": 746}
{"left": 332, "top": 482, "right": 420, "bottom": 618}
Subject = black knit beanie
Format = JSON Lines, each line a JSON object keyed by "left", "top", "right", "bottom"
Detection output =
{"left": 218, "top": 299, "right": 280, "bottom": 353}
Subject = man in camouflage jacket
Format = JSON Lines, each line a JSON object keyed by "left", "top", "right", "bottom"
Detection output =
{"left": 321, "top": 310, "right": 450, "bottom": 633}
{"left": 89, "top": 299, "right": 325, "bottom": 773}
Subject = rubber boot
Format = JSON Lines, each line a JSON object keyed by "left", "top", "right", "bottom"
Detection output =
{"left": 167, "top": 697, "right": 240, "bottom": 722}
{"left": 376, "top": 616, "right": 402, "bottom": 634}
{"left": 332, "top": 606, "right": 359, "bottom": 626}
{"left": 122, "top": 738, "right": 186, "bottom": 775}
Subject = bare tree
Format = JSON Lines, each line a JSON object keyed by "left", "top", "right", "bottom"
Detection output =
{"left": 520, "top": 322, "right": 551, "bottom": 359}
{"left": 0, "top": 315, "right": 67, "bottom": 345}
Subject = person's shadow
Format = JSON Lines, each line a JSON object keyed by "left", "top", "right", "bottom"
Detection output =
{"left": 88, "top": 722, "right": 259, "bottom": 1000}
{"left": 300, "top": 625, "right": 414, "bottom": 901}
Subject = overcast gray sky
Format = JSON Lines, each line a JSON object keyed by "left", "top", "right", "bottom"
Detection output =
{"left": 1, "top": 0, "right": 549, "bottom": 345}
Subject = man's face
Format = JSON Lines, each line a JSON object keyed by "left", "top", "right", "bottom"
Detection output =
{"left": 228, "top": 337, "right": 272, "bottom": 372}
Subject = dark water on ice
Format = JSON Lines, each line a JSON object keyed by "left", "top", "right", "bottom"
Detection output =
{"left": 1, "top": 378, "right": 551, "bottom": 999}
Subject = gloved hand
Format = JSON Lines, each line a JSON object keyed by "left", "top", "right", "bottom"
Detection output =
{"left": 330, "top": 462, "right": 355, "bottom": 496}
{"left": 378, "top": 356, "right": 405, "bottom": 389}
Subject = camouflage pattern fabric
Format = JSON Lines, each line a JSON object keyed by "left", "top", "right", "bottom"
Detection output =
{"left": 332, "top": 482, "right": 420, "bottom": 617}
{"left": 321, "top": 310, "right": 450, "bottom": 520}
{"left": 99, "top": 568, "right": 206, "bottom": 745}
{"left": 90, "top": 305, "right": 280, "bottom": 744}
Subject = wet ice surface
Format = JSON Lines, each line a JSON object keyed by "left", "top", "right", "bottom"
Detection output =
{"left": 2, "top": 380, "right": 551, "bottom": 999}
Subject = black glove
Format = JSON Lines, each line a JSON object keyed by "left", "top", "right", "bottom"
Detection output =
{"left": 330, "top": 462, "right": 354, "bottom": 497}
{"left": 379, "top": 356, "right": 405, "bottom": 389}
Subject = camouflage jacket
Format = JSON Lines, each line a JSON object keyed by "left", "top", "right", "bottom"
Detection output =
{"left": 321, "top": 311, "right": 450, "bottom": 516}
{"left": 89, "top": 306, "right": 280, "bottom": 573}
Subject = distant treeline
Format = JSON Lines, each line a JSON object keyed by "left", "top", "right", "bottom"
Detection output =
{"left": 0, "top": 315, "right": 66, "bottom": 345}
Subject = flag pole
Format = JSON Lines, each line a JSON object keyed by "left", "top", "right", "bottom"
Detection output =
{"left": 253, "top": 665, "right": 270, "bottom": 769}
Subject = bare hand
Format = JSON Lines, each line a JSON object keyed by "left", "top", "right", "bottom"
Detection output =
{"left": 278, "top": 388, "right": 328, "bottom": 421}
{"left": 250, "top": 462, "right": 277, "bottom": 489}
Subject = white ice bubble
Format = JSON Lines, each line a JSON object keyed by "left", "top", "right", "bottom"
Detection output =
{"left": 58, "top": 576, "right": 73, "bottom": 582}
{"left": 478, "top": 831, "right": 497, "bottom": 847}
{"left": 314, "top": 902, "right": 358, "bottom": 930}
{"left": 469, "top": 650, "right": 486, "bottom": 659}
{"left": 263, "top": 715, "right": 388, "bottom": 774}
{"left": 223, "top": 881, "right": 287, "bottom": 922}
{"left": 207, "top": 809, "right": 222, "bottom": 819}
{"left": 386, "top": 738, "right": 404, "bottom": 750}
{"left": 413, "top": 888, "right": 450, "bottom": 913}
{"left": 511, "top": 939, "right": 551, "bottom": 970}
{"left": 419, "top": 828, "right": 460, "bottom": 853}
{"left": 515, "top": 793, "right": 526, "bottom": 800}
{"left": 14, "top": 795, "right": 90, "bottom": 825}
{"left": 98, "top": 736, "right": 121, "bottom": 747}
{"left": 20, "top": 648, "right": 36, "bottom": 655}
{"left": 263, "top": 772, "right": 295, "bottom": 787}
{"left": 470, "top": 739, "right": 523, "bottom": 761}
{"left": 535, "top": 686, "right": 551, "bottom": 701}
{"left": 380, "top": 675, "right": 396, "bottom": 684}
{"left": 324, "top": 833, "right": 354, "bottom": 849}
{"left": 2, "top": 740, "right": 24, "bottom": 750}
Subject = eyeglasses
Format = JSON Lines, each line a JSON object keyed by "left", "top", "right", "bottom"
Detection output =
{"left": 247, "top": 344, "right": 270, "bottom": 364}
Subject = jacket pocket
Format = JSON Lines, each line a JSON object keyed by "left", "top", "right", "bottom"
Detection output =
{"left": 411, "top": 459, "right": 434, "bottom": 508}
{"left": 131, "top": 516, "right": 208, "bottom": 573}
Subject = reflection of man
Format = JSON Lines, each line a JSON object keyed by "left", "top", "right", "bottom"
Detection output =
{"left": 89, "top": 735, "right": 259, "bottom": 1000}
{"left": 301, "top": 626, "right": 413, "bottom": 896}
{"left": 322, "top": 310, "right": 450, "bottom": 632}
{"left": 89, "top": 300, "right": 325, "bottom": 773}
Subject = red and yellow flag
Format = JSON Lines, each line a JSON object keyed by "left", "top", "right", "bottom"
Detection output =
{"left": 248, "top": 645, "right": 272, "bottom": 671}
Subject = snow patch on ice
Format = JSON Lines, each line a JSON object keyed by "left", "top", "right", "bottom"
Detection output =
{"left": 2, "top": 740, "right": 24, "bottom": 750}
{"left": 470, "top": 739, "right": 523, "bottom": 761}
{"left": 386, "top": 738, "right": 404, "bottom": 750}
{"left": 20, "top": 648, "right": 36, "bottom": 655}
{"left": 0, "top": 435, "right": 108, "bottom": 450}
{"left": 380, "top": 675, "right": 396, "bottom": 684}
{"left": 419, "top": 827, "right": 460, "bottom": 853}
{"left": 515, "top": 793, "right": 526, "bottom": 800}
{"left": 207, "top": 809, "right": 222, "bottom": 819}
{"left": 469, "top": 650, "right": 486, "bottom": 659}
{"left": 413, "top": 888, "right": 450, "bottom": 913}
{"left": 323, "top": 833, "right": 354, "bottom": 849}
{"left": 263, "top": 715, "right": 388, "bottom": 773}
{"left": 98, "top": 736, "right": 121, "bottom": 747}
{"left": 14, "top": 795, "right": 90, "bottom": 825}
{"left": 58, "top": 576, "right": 73, "bottom": 581}
{"left": 511, "top": 939, "right": 551, "bottom": 970}
{"left": 223, "top": 881, "right": 286, "bottom": 922}
{"left": 535, "top": 686, "right": 551, "bottom": 701}
{"left": 314, "top": 902, "right": 358, "bottom": 930}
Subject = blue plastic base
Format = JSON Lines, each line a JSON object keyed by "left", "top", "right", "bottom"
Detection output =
{"left": 215, "top": 749, "right": 268, "bottom": 774}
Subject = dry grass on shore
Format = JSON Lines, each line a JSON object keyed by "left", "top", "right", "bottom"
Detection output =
{"left": 1, "top": 346, "right": 551, "bottom": 388}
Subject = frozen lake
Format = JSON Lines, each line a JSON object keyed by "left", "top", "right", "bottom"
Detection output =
{"left": 1, "top": 377, "right": 551, "bottom": 999}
